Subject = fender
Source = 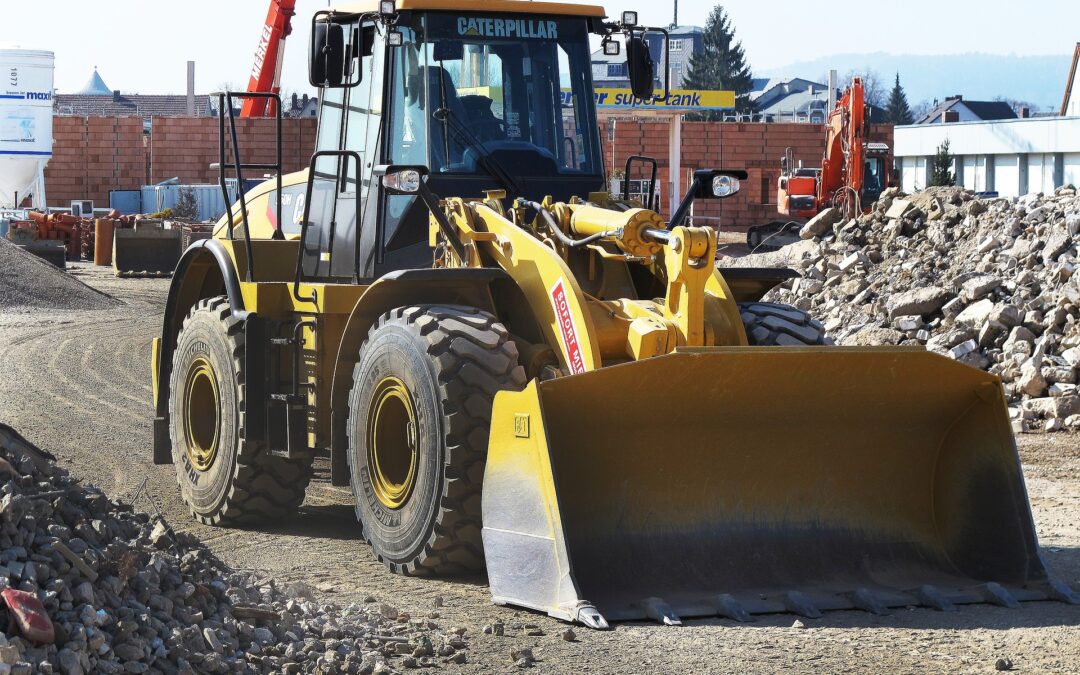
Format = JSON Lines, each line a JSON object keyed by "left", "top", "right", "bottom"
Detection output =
{"left": 327, "top": 267, "right": 511, "bottom": 485}
{"left": 152, "top": 238, "right": 246, "bottom": 464}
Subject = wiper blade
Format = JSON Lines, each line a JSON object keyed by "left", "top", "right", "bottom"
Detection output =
{"left": 433, "top": 107, "right": 523, "bottom": 196}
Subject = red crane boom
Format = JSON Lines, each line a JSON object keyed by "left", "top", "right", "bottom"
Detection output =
{"left": 241, "top": 0, "right": 297, "bottom": 117}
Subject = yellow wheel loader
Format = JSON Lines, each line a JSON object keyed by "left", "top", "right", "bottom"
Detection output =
{"left": 150, "top": 0, "right": 1077, "bottom": 628}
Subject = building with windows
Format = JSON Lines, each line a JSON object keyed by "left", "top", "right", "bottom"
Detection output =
{"left": 913, "top": 95, "right": 1017, "bottom": 125}
{"left": 895, "top": 118, "right": 1080, "bottom": 196}
{"left": 748, "top": 77, "right": 832, "bottom": 123}
{"left": 895, "top": 52, "right": 1080, "bottom": 197}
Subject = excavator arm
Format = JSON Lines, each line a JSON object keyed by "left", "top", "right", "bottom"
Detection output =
{"left": 818, "top": 77, "right": 866, "bottom": 215}
{"left": 241, "top": 0, "right": 297, "bottom": 117}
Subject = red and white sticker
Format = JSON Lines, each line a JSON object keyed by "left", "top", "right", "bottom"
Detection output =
{"left": 550, "top": 279, "right": 586, "bottom": 374}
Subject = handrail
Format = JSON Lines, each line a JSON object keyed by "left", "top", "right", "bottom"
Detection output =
{"left": 214, "top": 91, "right": 284, "bottom": 283}
{"left": 293, "top": 149, "right": 364, "bottom": 304}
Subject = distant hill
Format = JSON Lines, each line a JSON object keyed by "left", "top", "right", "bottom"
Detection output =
{"left": 758, "top": 52, "right": 1071, "bottom": 114}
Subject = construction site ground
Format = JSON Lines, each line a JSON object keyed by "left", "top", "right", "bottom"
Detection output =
{"left": 1, "top": 264, "right": 1078, "bottom": 674}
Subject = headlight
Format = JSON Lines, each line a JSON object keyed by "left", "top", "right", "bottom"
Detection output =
{"left": 382, "top": 169, "right": 421, "bottom": 193}
{"left": 712, "top": 175, "right": 740, "bottom": 197}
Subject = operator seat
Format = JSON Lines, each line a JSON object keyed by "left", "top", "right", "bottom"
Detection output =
{"left": 459, "top": 95, "right": 505, "bottom": 143}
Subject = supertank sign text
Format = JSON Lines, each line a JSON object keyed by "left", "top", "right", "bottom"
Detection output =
{"left": 456, "top": 17, "right": 559, "bottom": 39}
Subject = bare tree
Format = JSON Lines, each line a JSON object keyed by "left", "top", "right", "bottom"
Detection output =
{"left": 911, "top": 99, "right": 935, "bottom": 122}
{"left": 841, "top": 68, "right": 885, "bottom": 108}
{"left": 994, "top": 96, "right": 1040, "bottom": 116}
{"left": 817, "top": 68, "right": 887, "bottom": 108}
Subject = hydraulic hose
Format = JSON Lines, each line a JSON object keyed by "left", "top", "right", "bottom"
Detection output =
{"left": 522, "top": 200, "right": 619, "bottom": 248}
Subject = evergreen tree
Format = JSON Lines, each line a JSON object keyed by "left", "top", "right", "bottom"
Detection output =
{"left": 929, "top": 140, "right": 955, "bottom": 187}
{"left": 885, "top": 73, "right": 914, "bottom": 125}
{"left": 682, "top": 6, "right": 755, "bottom": 120}
{"left": 173, "top": 187, "right": 198, "bottom": 220}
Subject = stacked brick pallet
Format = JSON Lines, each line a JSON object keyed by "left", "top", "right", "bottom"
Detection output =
{"left": 149, "top": 116, "right": 317, "bottom": 185}
{"left": 45, "top": 117, "right": 145, "bottom": 206}
{"left": 44, "top": 116, "right": 317, "bottom": 210}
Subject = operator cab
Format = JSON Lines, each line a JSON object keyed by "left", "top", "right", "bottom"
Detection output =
{"left": 304, "top": 3, "right": 610, "bottom": 280}
{"left": 862, "top": 142, "right": 890, "bottom": 205}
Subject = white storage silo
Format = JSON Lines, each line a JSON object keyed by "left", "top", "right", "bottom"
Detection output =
{"left": 0, "top": 48, "right": 54, "bottom": 208}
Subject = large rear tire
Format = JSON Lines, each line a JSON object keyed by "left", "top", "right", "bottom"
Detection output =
{"left": 347, "top": 305, "right": 526, "bottom": 575}
{"left": 739, "top": 301, "right": 832, "bottom": 346}
{"left": 169, "top": 297, "right": 312, "bottom": 525}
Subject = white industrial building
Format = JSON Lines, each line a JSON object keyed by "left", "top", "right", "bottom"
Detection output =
{"left": 894, "top": 116, "right": 1080, "bottom": 197}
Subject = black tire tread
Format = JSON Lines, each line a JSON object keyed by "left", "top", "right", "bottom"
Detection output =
{"left": 347, "top": 305, "right": 526, "bottom": 575}
{"left": 739, "top": 301, "right": 833, "bottom": 346}
{"left": 171, "top": 296, "right": 313, "bottom": 526}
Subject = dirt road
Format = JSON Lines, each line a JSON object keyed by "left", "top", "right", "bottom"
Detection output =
{"left": 1, "top": 264, "right": 1078, "bottom": 673}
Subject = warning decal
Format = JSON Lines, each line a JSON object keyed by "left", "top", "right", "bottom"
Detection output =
{"left": 550, "top": 279, "right": 585, "bottom": 374}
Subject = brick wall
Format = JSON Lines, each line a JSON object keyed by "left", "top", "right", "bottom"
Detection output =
{"left": 45, "top": 117, "right": 146, "bottom": 205}
{"left": 46, "top": 114, "right": 890, "bottom": 231}
{"left": 148, "top": 117, "right": 317, "bottom": 185}
{"left": 602, "top": 118, "right": 894, "bottom": 230}
{"left": 45, "top": 116, "right": 318, "bottom": 208}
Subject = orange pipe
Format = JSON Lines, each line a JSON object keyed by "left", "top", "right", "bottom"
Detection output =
{"left": 94, "top": 219, "right": 115, "bottom": 266}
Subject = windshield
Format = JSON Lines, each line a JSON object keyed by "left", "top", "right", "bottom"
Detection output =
{"left": 388, "top": 12, "right": 601, "bottom": 177}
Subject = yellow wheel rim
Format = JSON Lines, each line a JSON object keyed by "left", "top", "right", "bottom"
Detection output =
{"left": 183, "top": 355, "right": 221, "bottom": 472}
{"left": 368, "top": 376, "right": 419, "bottom": 510}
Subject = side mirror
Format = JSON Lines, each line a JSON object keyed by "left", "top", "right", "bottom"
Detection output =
{"left": 693, "top": 169, "right": 748, "bottom": 199}
{"left": 310, "top": 21, "right": 345, "bottom": 87}
{"left": 626, "top": 35, "right": 654, "bottom": 101}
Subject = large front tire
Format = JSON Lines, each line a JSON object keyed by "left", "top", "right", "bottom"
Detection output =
{"left": 739, "top": 302, "right": 832, "bottom": 346}
{"left": 347, "top": 305, "right": 526, "bottom": 575}
{"left": 169, "top": 297, "right": 312, "bottom": 525}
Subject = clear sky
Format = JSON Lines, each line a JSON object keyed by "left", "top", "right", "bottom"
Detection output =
{"left": 2, "top": 0, "right": 1077, "bottom": 95}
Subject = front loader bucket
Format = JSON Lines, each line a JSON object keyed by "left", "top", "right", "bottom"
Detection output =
{"left": 482, "top": 347, "right": 1078, "bottom": 627}
{"left": 112, "top": 227, "right": 182, "bottom": 277}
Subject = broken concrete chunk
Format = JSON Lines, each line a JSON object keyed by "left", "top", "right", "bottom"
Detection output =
{"left": 955, "top": 299, "right": 996, "bottom": 329}
{"left": 884, "top": 199, "right": 913, "bottom": 220}
{"left": 961, "top": 275, "right": 1001, "bottom": 301}
{"left": 886, "top": 287, "right": 950, "bottom": 319}
{"left": 1018, "top": 363, "right": 1048, "bottom": 398}
{"left": 799, "top": 207, "right": 840, "bottom": 240}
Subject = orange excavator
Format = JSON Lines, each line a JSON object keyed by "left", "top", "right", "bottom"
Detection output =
{"left": 747, "top": 77, "right": 892, "bottom": 250}
{"left": 240, "top": 0, "right": 297, "bottom": 117}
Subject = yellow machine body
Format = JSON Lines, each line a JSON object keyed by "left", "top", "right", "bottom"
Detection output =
{"left": 150, "top": 0, "right": 1075, "bottom": 628}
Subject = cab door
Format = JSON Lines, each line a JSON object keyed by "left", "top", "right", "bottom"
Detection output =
{"left": 302, "top": 20, "right": 386, "bottom": 282}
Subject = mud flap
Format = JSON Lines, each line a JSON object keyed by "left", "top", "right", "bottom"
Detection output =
{"left": 481, "top": 347, "right": 1077, "bottom": 627}
{"left": 113, "top": 227, "right": 182, "bottom": 277}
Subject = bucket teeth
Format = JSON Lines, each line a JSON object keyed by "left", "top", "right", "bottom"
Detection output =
{"left": 979, "top": 583, "right": 1020, "bottom": 609}
{"left": 572, "top": 604, "right": 610, "bottom": 630}
{"left": 1041, "top": 579, "right": 1080, "bottom": 605}
{"left": 715, "top": 594, "right": 753, "bottom": 622}
{"left": 913, "top": 585, "right": 957, "bottom": 612}
{"left": 782, "top": 591, "right": 822, "bottom": 619}
{"left": 848, "top": 588, "right": 889, "bottom": 616}
{"left": 642, "top": 598, "right": 681, "bottom": 626}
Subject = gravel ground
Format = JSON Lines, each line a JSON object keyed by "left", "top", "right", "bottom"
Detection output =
{"left": 0, "top": 241, "right": 119, "bottom": 312}
{"left": 1, "top": 264, "right": 1078, "bottom": 674}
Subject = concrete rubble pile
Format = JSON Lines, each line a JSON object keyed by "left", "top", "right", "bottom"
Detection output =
{"left": 0, "top": 426, "right": 468, "bottom": 675}
{"left": 754, "top": 184, "right": 1080, "bottom": 433}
